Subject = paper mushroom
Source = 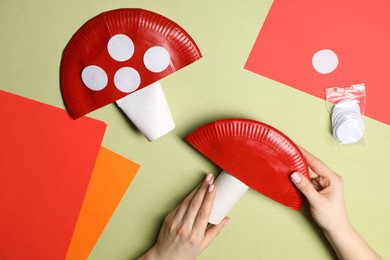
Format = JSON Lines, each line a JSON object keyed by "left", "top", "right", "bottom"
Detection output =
{"left": 186, "top": 118, "right": 309, "bottom": 224}
{"left": 60, "top": 8, "right": 202, "bottom": 141}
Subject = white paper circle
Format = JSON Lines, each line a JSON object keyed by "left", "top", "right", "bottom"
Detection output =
{"left": 107, "top": 34, "right": 135, "bottom": 62}
{"left": 332, "top": 100, "right": 365, "bottom": 144}
{"left": 143, "top": 46, "right": 171, "bottom": 73}
{"left": 81, "top": 65, "right": 108, "bottom": 91}
{"left": 114, "top": 67, "right": 141, "bottom": 93}
{"left": 312, "top": 49, "right": 339, "bottom": 74}
{"left": 334, "top": 119, "right": 364, "bottom": 144}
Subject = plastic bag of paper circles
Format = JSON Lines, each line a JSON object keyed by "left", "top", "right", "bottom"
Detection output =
{"left": 325, "top": 84, "right": 366, "bottom": 145}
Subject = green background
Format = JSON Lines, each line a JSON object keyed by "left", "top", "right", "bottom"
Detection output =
{"left": 1, "top": 0, "right": 389, "bottom": 259}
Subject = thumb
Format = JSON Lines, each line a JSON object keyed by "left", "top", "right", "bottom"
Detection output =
{"left": 290, "top": 172, "right": 319, "bottom": 204}
{"left": 201, "top": 217, "right": 230, "bottom": 251}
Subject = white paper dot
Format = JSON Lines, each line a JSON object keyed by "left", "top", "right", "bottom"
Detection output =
{"left": 114, "top": 67, "right": 141, "bottom": 93}
{"left": 81, "top": 65, "right": 108, "bottom": 91}
{"left": 332, "top": 100, "right": 365, "bottom": 144}
{"left": 334, "top": 119, "right": 364, "bottom": 144}
{"left": 312, "top": 49, "right": 339, "bottom": 74}
{"left": 143, "top": 46, "right": 171, "bottom": 73}
{"left": 107, "top": 34, "right": 134, "bottom": 62}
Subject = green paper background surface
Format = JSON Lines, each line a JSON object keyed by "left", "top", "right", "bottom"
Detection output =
{"left": 1, "top": 0, "right": 389, "bottom": 259}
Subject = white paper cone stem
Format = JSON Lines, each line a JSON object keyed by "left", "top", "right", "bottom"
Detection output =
{"left": 209, "top": 171, "right": 249, "bottom": 225}
{"left": 116, "top": 81, "right": 175, "bottom": 141}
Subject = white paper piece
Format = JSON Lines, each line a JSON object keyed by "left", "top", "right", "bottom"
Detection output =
{"left": 114, "top": 67, "right": 141, "bottom": 93}
{"left": 143, "top": 46, "right": 171, "bottom": 73}
{"left": 312, "top": 49, "right": 339, "bottom": 74}
{"left": 332, "top": 99, "right": 365, "bottom": 144}
{"left": 107, "top": 34, "right": 135, "bottom": 62}
{"left": 209, "top": 171, "right": 249, "bottom": 225}
{"left": 116, "top": 81, "right": 175, "bottom": 141}
{"left": 81, "top": 65, "right": 108, "bottom": 91}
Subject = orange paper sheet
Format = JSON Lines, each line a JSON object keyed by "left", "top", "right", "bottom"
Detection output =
{"left": 245, "top": 0, "right": 390, "bottom": 125}
{"left": 66, "top": 147, "right": 140, "bottom": 260}
{"left": 0, "top": 90, "right": 106, "bottom": 260}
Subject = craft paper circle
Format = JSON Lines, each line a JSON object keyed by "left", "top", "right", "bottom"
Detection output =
{"left": 333, "top": 99, "right": 360, "bottom": 113}
{"left": 312, "top": 49, "right": 339, "bottom": 74}
{"left": 334, "top": 118, "right": 364, "bottom": 144}
{"left": 81, "top": 65, "right": 108, "bottom": 91}
{"left": 107, "top": 34, "right": 135, "bottom": 62}
{"left": 332, "top": 100, "right": 365, "bottom": 144}
{"left": 143, "top": 46, "right": 171, "bottom": 73}
{"left": 114, "top": 67, "right": 141, "bottom": 93}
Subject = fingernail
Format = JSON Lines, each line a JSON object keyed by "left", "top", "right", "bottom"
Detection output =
{"left": 224, "top": 219, "right": 231, "bottom": 226}
{"left": 208, "top": 184, "right": 215, "bottom": 193}
{"left": 206, "top": 173, "right": 213, "bottom": 182}
{"left": 291, "top": 172, "right": 302, "bottom": 184}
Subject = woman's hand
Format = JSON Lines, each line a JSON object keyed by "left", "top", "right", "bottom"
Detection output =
{"left": 290, "top": 148, "right": 349, "bottom": 232}
{"left": 139, "top": 173, "right": 230, "bottom": 260}
{"left": 291, "top": 148, "right": 382, "bottom": 260}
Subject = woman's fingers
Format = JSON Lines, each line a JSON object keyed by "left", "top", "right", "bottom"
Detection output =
{"left": 181, "top": 173, "right": 214, "bottom": 227}
{"left": 173, "top": 182, "right": 203, "bottom": 221}
{"left": 192, "top": 182, "right": 216, "bottom": 233}
{"left": 300, "top": 147, "right": 333, "bottom": 178}
{"left": 308, "top": 166, "right": 319, "bottom": 179}
{"left": 201, "top": 217, "right": 230, "bottom": 251}
{"left": 310, "top": 177, "right": 323, "bottom": 191}
{"left": 290, "top": 172, "right": 320, "bottom": 204}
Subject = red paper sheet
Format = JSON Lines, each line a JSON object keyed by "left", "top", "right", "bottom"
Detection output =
{"left": 245, "top": 0, "right": 390, "bottom": 125}
{"left": 66, "top": 147, "right": 140, "bottom": 260}
{"left": 0, "top": 90, "right": 106, "bottom": 260}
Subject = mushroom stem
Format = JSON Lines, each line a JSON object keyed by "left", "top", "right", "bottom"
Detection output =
{"left": 116, "top": 81, "right": 175, "bottom": 141}
{"left": 209, "top": 171, "right": 249, "bottom": 225}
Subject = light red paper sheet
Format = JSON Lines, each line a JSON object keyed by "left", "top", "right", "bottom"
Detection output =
{"left": 0, "top": 90, "right": 106, "bottom": 260}
{"left": 66, "top": 146, "right": 140, "bottom": 260}
{"left": 245, "top": 0, "right": 390, "bottom": 125}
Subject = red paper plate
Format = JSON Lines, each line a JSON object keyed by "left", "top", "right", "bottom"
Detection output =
{"left": 186, "top": 118, "right": 309, "bottom": 210}
{"left": 60, "top": 8, "right": 202, "bottom": 119}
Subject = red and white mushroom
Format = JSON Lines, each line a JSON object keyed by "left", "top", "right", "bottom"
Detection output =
{"left": 60, "top": 8, "right": 202, "bottom": 141}
{"left": 186, "top": 118, "right": 309, "bottom": 224}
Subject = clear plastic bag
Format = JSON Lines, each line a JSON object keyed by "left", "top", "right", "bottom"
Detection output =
{"left": 325, "top": 84, "right": 366, "bottom": 145}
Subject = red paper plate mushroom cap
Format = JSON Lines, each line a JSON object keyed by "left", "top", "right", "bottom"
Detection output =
{"left": 186, "top": 118, "right": 309, "bottom": 210}
{"left": 60, "top": 8, "right": 202, "bottom": 119}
